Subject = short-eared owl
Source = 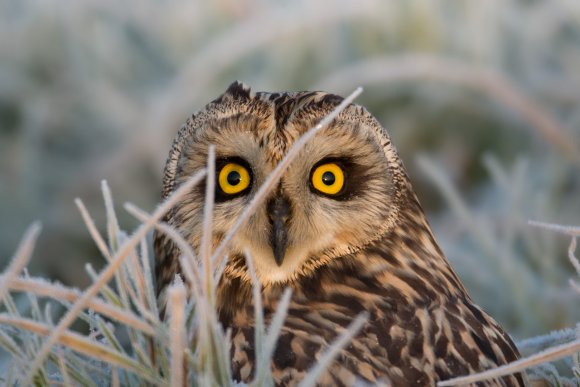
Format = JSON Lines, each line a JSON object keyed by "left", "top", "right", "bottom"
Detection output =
{"left": 154, "top": 82, "right": 525, "bottom": 386}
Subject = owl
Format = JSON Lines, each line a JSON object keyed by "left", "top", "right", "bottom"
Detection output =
{"left": 154, "top": 81, "right": 525, "bottom": 386}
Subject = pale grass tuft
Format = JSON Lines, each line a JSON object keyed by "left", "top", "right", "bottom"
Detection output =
{"left": 22, "top": 168, "right": 207, "bottom": 385}
{"left": 8, "top": 276, "right": 155, "bottom": 335}
{"left": 0, "top": 314, "right": 163, "bottom": 384}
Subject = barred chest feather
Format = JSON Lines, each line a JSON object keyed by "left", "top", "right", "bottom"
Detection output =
{"left": 217, "top": 233, "right": 526, "bottom": 386}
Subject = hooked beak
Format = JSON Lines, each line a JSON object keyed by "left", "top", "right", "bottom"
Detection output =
{"left": 267, "top": 196, "right": 291, "bottom": 266}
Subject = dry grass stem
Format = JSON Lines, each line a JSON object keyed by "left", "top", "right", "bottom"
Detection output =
{"left": 112, "top": 369, "right": 120, "bottom": 387}
{"left": 139, "top": 236, "right": 159, "bottom": 316}
{"left": 0, "top": 222, "right": 42, "bottom": 303}
{"left": 57, "top": 348, "right": 72, "bottom": 387}
{"left": 202, "top": 146, "right": 216, "bottom": 302}
{"left": 263, "top": 289, "right": 293, "bottom": 371}
{"left": 298, "top": 313, "right": 368, "bottom": 387}
{"left": 528, "top": 221, "right": 580, "bottom": 237}
{"left": 102, "top": 180, "right": 121, "bottom": 251}
{"left": 438, "top": 338, "right": 580, "bottom": 386}
{"left": 168, "top": 283, "right": 186, "bottom": 387}
{"left": 529, "top": 220, "right": 580, "bottom": 292}
{"left": 245, "top": 247, "right": 293, "bottom": 386}
{"left": 74, "top": 198, "right": 112, "bottom": 261}
{"left": 243, "top": 249, "right": 267, "bottom": 383}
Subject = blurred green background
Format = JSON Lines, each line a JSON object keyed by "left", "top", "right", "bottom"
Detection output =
{"left": 1, "top": 0, "right": 579, "bottom": 343}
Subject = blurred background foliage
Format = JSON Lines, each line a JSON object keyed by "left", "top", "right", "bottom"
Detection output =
{"left": 0, "top": 0, "right": 579, "bottom": 343}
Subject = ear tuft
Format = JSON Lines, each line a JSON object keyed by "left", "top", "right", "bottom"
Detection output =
{"left": 213, "top": 81, "right": 253, "bottom": 103}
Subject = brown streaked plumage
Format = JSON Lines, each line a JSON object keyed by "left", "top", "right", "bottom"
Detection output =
{"left": 154, "top": 81, "right": 526, "bottom": 386}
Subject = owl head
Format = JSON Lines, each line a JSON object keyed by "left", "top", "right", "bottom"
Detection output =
{"left": 156, "top": 81, "right": 417, "bottom": 291}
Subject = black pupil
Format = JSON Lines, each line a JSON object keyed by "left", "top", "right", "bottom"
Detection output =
{"left": 322, "top": 171, "right": 335, "bottom": 186}
{"left": 227, "top": 171, "right": 241, "bottom": 186}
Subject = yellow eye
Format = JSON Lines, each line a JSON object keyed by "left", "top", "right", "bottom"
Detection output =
{"left": 218, "top": 163, "right": 251, "bottom": 195}
{"left": 311, "top": 162, "right": 345, "bottom": 195}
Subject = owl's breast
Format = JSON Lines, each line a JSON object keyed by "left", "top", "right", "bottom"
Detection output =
{"left": 225, "top": 256, "right": 525, "bottom": 386}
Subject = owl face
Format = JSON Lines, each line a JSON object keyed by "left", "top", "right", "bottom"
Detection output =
{"left": 167, "top": 83, "right": 403, "bottom": 285}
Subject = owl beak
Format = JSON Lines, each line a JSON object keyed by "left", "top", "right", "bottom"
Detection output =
{"left": 267, "top": 196, "right": 291, "bottom": 266}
